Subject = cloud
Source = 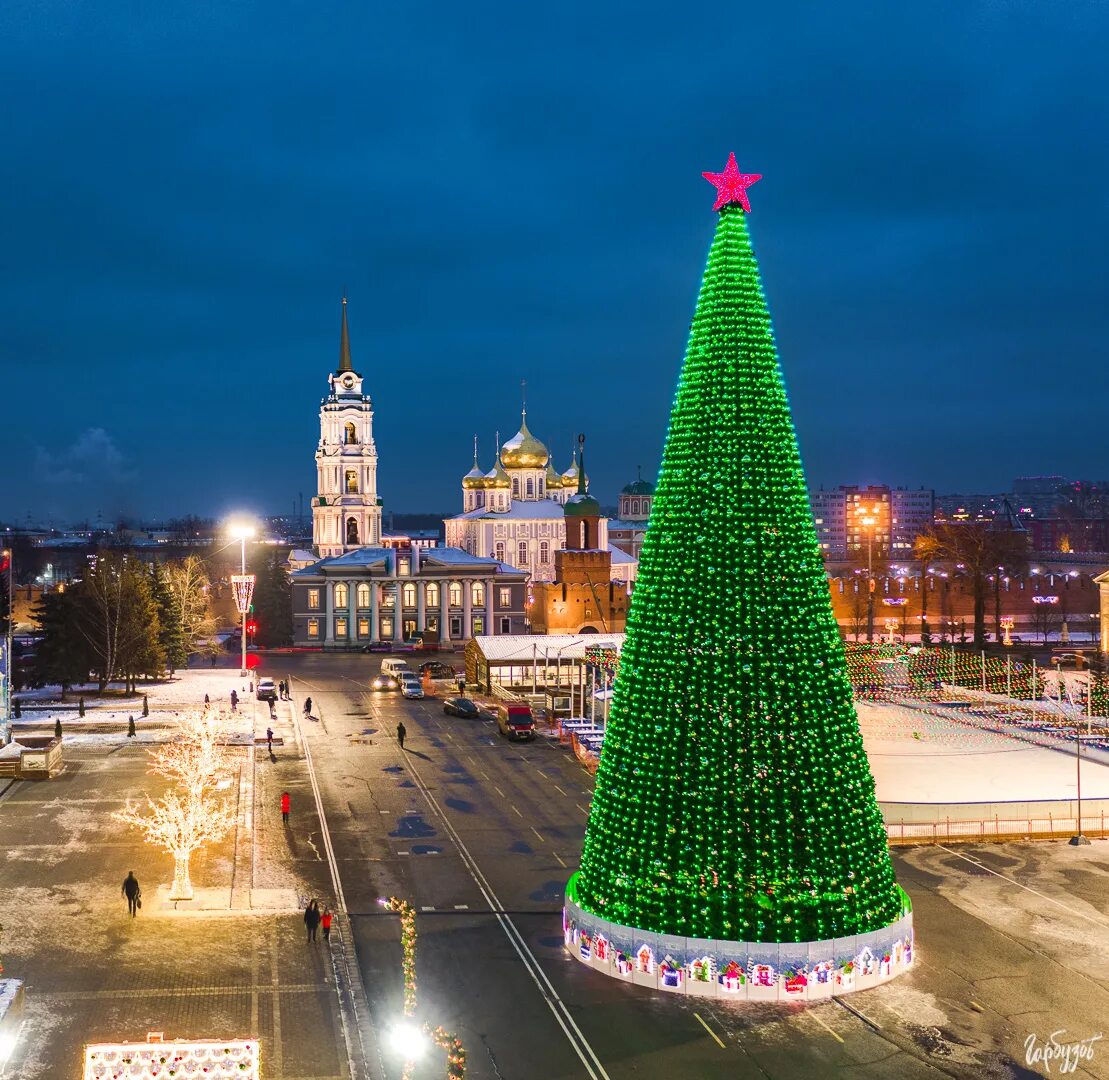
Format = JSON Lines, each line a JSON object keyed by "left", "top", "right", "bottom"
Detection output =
{"left": 34, "top": 428, "right": 134, "bottom": 487}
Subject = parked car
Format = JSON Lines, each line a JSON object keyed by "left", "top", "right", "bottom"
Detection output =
{"left": 381, "top": 658, "right": 414, "bottom": 678}
{"left": 371, "top": 674, "right": 399, "bottom": 692}
{"left": 495, "top": 703, "right": 535, "bottom": 741}
{"left": 400, "top": 677, "right": 424, "bottom": 700}
{"left": 256, "top": 678, "right": 277, "bottom": 702}
{"left": 361, "top": 641, "right": 392, "bottom": 653}
{"left": 443, "top": 697, "right": 479, "bottom": 718}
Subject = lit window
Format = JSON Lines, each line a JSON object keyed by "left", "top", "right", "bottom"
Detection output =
{"left": 499, "top": 586, "right": 512, "bottom": 608}
{"left": 345, "top": 470, "right": 358, "bottom": 493}
{"left": 307, "top": 618, "right": 319, "bottom": 638}
{"left": 517, "top": 541, "right": 528, "bottom": 565}
{"left": 344, "top": 422, "right": 357, "bottom": 445}
{"left": 402, "top": 582, "right": 417, "bottom": 608}
{"left": 449, "top": 581, "right": 463, "bottom": 607}
{"left": 357, "top": 617, "right": 370, "bottom": 637}
{"left": 335, "top": 617, "right": 348, "bottom": 638}
{"left": 472, "top": 616, "right": 484, "bottom": 636}
{"left": 398, "top": 557, "right": 411, "bottom": 576}
{"left": 426, "top": 582, "right": 440, "bottom": 607}
{"left": 471, "top": 581, "right": 485, "bottom": 607}
{"left": 334, "top": 583, "right": 349, "bottom": 608}
{"left": 357, "top": 583, "right": 371, "bottom": 608}
{"left": 307, "top": 588, "right": 320, "bottom": 611}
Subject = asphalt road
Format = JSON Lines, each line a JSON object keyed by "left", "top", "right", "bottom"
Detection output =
{"left": 279, "top": 652, "right": 1109, "bottom": 1080}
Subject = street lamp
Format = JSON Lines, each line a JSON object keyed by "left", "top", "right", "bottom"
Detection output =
{"left": 1, "top": 547, "right": 11, "bottom": 745}
{"left": 853, "top": 503, "right": 881, "bottom": 643}
{"left": 228, "top": 523, "right": 256, "bottom": 677}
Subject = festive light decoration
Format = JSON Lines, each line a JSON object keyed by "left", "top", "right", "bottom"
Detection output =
{"left": 427, "top": 1026, "right": 466, "bottom": 1079}
{"left": 572, "top": 160, "right": 909, "bottom": 951}
{"left": 230, "top": 573, "right": 256, "bottom": 615}
{"left": 701, "top": 152, "right": 762, "bottom": 213}
{"left": 83, "top": 1039, "right": 259, "bottom": 1080}
{"left": 115, "top": 709, "right": 236, "bottom": 899}
{"left": 380, "top": 896, "right": 418, "bottom": 1015}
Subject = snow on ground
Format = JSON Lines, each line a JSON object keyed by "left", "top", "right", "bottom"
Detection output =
{"left": 859, "top": 699, "right": 1109, "bottom": 803}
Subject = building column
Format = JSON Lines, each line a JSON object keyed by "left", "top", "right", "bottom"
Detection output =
{"left": 324, "top": 579, "right": 334, "bottom": 645}
{"left": 463, "top": 578, "right": 472, "bottom": 640}
{"left": 417, "top": 581, "right": 426, "bottom": 634}
{"left": 370, "top": 578, "right": 379, "bottom": 642}
{"left": 392, "top": 580, "right": 403, "bottom": 642}
{"left": 441, "top": 583, "right": 451, "bottom": 642}
{"left": 486, "top": 577, "right": 496, "bottom": 635}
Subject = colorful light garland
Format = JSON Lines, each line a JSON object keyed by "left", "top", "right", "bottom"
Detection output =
{"left": 573, "top": 161, "right": 906, "bottom": 944}
{"left": 379, "top": 897, "right": 418, "bottom": 1016}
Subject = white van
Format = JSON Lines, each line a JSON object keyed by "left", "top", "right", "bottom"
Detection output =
{"left": 381, "top": 658, "right": 413, "bottom": 678}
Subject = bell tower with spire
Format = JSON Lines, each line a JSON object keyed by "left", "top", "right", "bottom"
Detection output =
{"left": 312, "top": 298, "right": 382, "bottom": 557}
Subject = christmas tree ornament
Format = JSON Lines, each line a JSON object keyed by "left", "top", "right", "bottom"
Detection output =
{"left": 564, "top": 155, "right": 914, "bottom": 1000}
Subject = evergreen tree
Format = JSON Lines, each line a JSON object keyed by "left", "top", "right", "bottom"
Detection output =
{"left": 252, "top": 551, "right": 293, "bottom": 648}
{"left": 574, "top": 156, "right": 907, "bottom": 944}
{"left": 32, "top": 589, "right": 91, "bottom": 691}
{"left": 74, "top": 552, "right": 165, "bottom": 692}
{"left": 150, "top": 563, "right": 188, "bottom": 673}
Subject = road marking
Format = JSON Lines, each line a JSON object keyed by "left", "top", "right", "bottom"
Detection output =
{"left": 421, "top": 906, "right": 435, "bottom": 912}
{"left": 511, "top": 805, "right": 523, "bottom": 817}
{"left": 454, "top": 904, "right": 469, "bottom": 910}
{"left": 692, "top": 1012, "right": 727, "bottom": 1049}
{"left": 495, "top": 786, "right": 506, "bottom": 798}
{"left": 396, "top": 744, "right": 611, "bottom": 1079}
{"left": 530, "top": 827, "right": 545, "bottom": 842}
{"left": 535, "top": 770, "right": 548, "bottom": 779}
{"left": 379, "top": 810, "right": 390, "bottom": 814}
{"left": 397, "top": 851, "right": 410, "bottom": 856}
{"left": 553, "top": 784, "right": 567, "bottom": 796}
{"left": 553, "top": 853, "right": 567, "bottom": 868}
{"left": 936, "top": 845, "right": 1109, "bottom": 928}
{"left": 575, "top": 803, "right": 589, "bottom": 815}
{"left": 969, "top": 1001, "right": 984, "bottom": 1013}
{"left": 808, "top": 1011, "right": 845, "bottom": 1043}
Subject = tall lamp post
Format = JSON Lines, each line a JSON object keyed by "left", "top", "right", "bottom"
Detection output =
{"left": 1, "top": 547, "right": 11, "bottom": 745}
{"left": 229, "top": 524, "right": 256, "bottom": 677}
{"left": 854, "top": 504, "right": 881, "bottom": 643}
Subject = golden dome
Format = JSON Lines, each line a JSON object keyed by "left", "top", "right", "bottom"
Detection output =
{"left": 485, "top": 455, "right": 511, "bottom": 489}
{"left": 462, "top": 468, "right": 486, "bottom": 491}
{"left": 561, "top": 448, "right": 587, "bottom": 488}
{"left": 500, "top": 412, "right": 550, "bottom": 469}
{"left": 545, "top": 463, "right": 564, "bottom": 490}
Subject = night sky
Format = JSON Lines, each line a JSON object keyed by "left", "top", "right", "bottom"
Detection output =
{"left": 2, "top": 3, "right": 1107, "bottom": 525}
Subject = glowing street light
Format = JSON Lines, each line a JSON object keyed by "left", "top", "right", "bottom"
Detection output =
{"left": 853, "top": 503, "right": 882, "bottom": 643}
{"left": 387, "top": 1020, "right": 429, "bottom": 1062}
{"left": 227, "top": 522, "right": 256, "bottom": 676}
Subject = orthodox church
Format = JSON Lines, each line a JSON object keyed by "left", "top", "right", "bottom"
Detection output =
{"left": 444, "top": 414, "right": 636, "bottom": 585}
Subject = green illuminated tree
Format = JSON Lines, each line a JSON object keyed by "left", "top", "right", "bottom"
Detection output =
{"left": 575, "top": 157, "right": 906, "bottom": 943}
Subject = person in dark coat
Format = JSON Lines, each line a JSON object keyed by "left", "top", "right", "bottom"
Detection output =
{"left": 266, "top": 727, "right": 274, "bottom": 752}
{"left": 396, "top": 721, "right": 406, "bottom": 750}
{"left": 122, "top": 871, "right": 141, "bottom": 917}
{"left": 303, "top": 696, "right": 312, "bottom": 717}
{"left": 304, "top": 899, "right": 321, "bottom": 942}
{"left": 203, "top": 693, "right": 210, "bottom": 707}
{"left": 230, "top": 689, "right": 238, "bottom": 712}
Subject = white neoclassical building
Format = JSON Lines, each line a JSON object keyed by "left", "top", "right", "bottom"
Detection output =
{"left": 445, "top": 413, "right": 635, "bottom": 585}
{"left": 312, "top": 298, "right": 383, "bottom": 557}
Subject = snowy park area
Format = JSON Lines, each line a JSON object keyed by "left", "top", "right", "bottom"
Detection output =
{"left": 859, "top": 699, "right": 1109, "bottom": 805}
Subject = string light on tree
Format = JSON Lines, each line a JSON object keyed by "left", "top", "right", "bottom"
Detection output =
{"left": 564, "top": 154, "right": 913, "bottom": 997}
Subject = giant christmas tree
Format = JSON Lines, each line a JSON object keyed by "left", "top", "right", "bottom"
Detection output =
{"left": 571, "top": 155, "right": 908, "bottom": 948}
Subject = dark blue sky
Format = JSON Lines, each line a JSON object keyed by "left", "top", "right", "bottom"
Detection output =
{"left": 2, "top": 2, "right": 1107, "bottom": 525}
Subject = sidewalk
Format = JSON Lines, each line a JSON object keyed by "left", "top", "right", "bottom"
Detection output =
{"left": 0, "top": 693, "right": 360, "bottom": 1078}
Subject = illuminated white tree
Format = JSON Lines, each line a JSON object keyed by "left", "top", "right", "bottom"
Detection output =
{"left": 115, "top": 708, "right": 237, "bottom": 900}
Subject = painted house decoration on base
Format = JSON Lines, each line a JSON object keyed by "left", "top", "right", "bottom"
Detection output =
{"left": 83, "top": 1038, "right": 260, "bottom": 1080}
{"left": 564, "top": 155, "right": 914, "bottom": 998}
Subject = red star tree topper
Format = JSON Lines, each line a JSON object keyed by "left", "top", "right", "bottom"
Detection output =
{"left": 702, "top": 152, "right": 762, "bottom": 212}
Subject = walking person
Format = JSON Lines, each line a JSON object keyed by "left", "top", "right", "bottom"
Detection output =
{"left": 266, "top": 726, "right": 274, "bottom": 752}
{"left": 396, "top": 720, "right": 406, "bottom": 751}
{"left": 304, "top": 899, "right": 321, "bottom": 943}
{"left": 321, "top": 907, "right": 333, "bottom": 943}
{"left": 203, "top": 693, "right": 210, "bottom": 707}
{"left": 303, "top": 696, "right": 312, "bottom": 718}
{"left": 281, "top": 791, "right": 290, "bottom": 824}
{"left": 122, "top": 871, "right": 141, "bottom": 918}
{"left": 230, "top": 689, "right": 238, "bottom": 712}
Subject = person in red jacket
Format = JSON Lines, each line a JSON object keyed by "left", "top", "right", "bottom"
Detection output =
{"left": 321, "top": 907, "right": 333, "bottom": 943}
{"left": 280, "top": 791, "right": 290, "bottom": 824}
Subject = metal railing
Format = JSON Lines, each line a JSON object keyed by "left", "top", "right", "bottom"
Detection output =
{"left": 886, "top": 812, "right": 1108, "bottom": 845}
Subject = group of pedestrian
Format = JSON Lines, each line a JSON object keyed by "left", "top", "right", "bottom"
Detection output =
{"left": 303, "top": 899, "right": 333, "bottom": 943}
{"left": 277, "top": 680, "right": 291, "bottom": 700}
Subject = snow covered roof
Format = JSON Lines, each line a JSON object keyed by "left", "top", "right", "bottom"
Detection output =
{"left": 447, "top": 499, "right": 607, "bottom": 522}
{"left": 608, "top": 546, "right": 637, "bottom": 564}
{"left": 471, "top": 633, "right": 625, "bottom": 663}
{"left": 291, "top": 545, "right": 526, "bottom": 578}
{"left": 607, "top": 518, "right": 648, "bottom": 531}
{"left": 420, "top": 547, "right": 501, "bottom": 567}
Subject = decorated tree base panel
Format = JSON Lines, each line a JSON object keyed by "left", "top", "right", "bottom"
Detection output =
{"left": 564, "top": 877, "right": 913, "bottom": 1001}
